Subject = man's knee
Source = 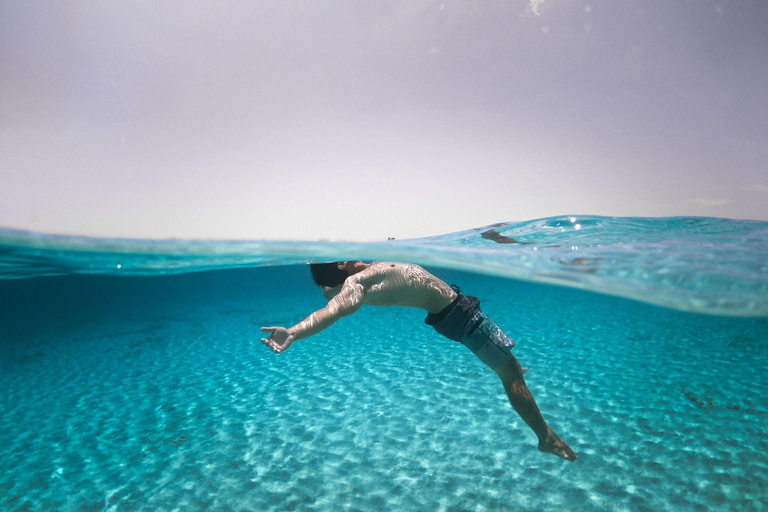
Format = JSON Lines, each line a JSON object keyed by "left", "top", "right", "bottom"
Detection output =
{"left": 494, "top": 354, "right": 524, "bottom": 383}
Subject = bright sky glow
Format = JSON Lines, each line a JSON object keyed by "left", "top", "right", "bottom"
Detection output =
{"left": 1, "top": 1, "right": 767, "bottom": 241}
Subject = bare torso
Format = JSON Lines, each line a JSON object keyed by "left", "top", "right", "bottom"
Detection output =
{"left": 346, "top": 262, "right": 457, "bottom": 314}
{"left": 280, "top": 262, "right": 458, "bottom": 345}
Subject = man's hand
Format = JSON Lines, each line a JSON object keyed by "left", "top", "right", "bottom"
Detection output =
{"left": 260, "top": 326, "right": 295, "bottom": 354}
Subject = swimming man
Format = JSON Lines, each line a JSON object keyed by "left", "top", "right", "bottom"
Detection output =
{"left": 260, "top": 261, "right": 577, "bottom": 461}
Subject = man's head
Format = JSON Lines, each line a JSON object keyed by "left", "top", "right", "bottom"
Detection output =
{"left": 309, "top": 261, "right": 365, "bottom": 288}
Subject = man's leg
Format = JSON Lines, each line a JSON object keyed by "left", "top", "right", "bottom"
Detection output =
{"left": 438, "top": 300, "right": 577, "bottom": 461}
{"left": 494, "top": 354, "right": 577, "bottom": 461}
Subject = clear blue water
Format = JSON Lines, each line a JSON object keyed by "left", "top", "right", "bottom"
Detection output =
{"left": 1, "top": 216, "right": 767, "bottom": 511}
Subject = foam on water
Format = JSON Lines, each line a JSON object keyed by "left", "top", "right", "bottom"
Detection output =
{"left": 1, "top": 217, "right": 767, "bottom": 511}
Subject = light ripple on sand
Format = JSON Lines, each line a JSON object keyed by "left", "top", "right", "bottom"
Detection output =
{"left": 0, "top": 267, "right": 767, "bottom": 511}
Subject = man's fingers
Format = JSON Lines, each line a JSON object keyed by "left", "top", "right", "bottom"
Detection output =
{"left": 261, "top": 326, "right": 277, "bottom": 333}
{"left": 260, "top": 337, "right": 285, "bottom": 354}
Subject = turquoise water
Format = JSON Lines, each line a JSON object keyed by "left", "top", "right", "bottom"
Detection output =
{"left": 1, "top": 216, "right": 767, "bottom": 511}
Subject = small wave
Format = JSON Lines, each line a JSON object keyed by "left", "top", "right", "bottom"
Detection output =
{"left": 1, "top": 215, "right": 767, "bottom": 316}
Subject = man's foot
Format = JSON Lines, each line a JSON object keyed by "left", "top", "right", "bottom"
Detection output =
{"left": 538, "top": 433, "right": 578, "bottom": 461}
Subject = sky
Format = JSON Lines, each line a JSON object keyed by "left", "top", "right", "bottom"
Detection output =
{"left": 1, "top": 0, "right": 767, "bottom": 241}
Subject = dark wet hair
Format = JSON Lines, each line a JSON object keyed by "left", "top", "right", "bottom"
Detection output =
{"left": 309, "top": 262, "right": 348, "bottom": 288}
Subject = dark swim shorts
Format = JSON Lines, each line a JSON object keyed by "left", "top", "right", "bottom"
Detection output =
{"left": 425, "top": 295, "right": 515, "bottom": 370}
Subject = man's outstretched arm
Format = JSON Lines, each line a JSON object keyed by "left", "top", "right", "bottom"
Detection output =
{"left": 261, "top": 281, "right": 364, "bottom": 353}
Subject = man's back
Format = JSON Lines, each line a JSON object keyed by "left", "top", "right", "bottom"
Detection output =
{"left": 344, "top": 262, "right": 457, "bottom": 313}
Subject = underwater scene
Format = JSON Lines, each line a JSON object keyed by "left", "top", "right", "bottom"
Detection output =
{"left": 1, "top": 216, "right": 767, "bottom": 511}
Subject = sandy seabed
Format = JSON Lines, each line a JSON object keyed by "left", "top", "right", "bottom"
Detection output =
{"left": 1, "top": 266, "right": 766, "bottom": 511}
